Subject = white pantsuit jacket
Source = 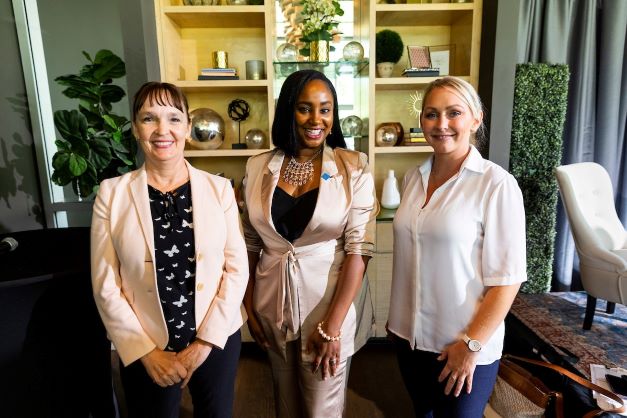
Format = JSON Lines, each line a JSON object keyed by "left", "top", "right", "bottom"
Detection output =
{"left": 242, "top": 146, "right": 378, "bottom": 362}
{"left": 91, "top": 161, "right": 249, "bottom": 366}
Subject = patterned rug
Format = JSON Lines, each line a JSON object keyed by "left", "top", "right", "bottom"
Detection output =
{"left": 509, "top": 291, "right": 626, "bottom": 377}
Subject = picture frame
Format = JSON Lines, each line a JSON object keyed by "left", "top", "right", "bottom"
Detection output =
{"left": 428, "top": 44, "right": 455, "bottom": 76}
{"left": 407, "top": 46, "right": 431, "bottom": 69}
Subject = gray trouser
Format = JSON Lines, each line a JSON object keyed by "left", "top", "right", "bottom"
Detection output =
{"left": 267, "top": 340, "right": 351, "bottom": 418}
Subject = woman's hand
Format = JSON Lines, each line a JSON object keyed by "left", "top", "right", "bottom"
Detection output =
{"left": 176, "top": 339, "right": 213, "bottom": 388}
{"left": 246, "top": 311, "right": 270, "bottom": 350}
{"left": 140, "top": 348, "right": 188, "bottom": 388}
{"left": 437, "top": 340, "right": 479, "bottom": 397}
{"left": 306, "top": 329, "right": 341, "bottom": 380}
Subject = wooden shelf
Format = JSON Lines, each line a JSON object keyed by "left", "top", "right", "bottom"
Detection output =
{"left": 174, "top": 79, "right": 269, "bottom": 92}
{"left": 376, "top": 4, "right": 473, "bottom": 27}
{"left": 184, "top": 148, "right": 269, "bottom": 157}
{"left": 164, "top": 5, "right": 266, "bottom": 28}
{"left": 375, "top": 76, "right": 471, "bottom": 90}
{"left": 374, "top": 145, "right": 433, "bottom": 154}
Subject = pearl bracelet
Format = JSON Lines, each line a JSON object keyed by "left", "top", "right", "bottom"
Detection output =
{"left": 317, "top": 321, "right": 342, "bottom": 342}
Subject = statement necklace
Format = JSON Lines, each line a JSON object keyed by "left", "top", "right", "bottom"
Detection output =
{"left": 282, "top": 148, "right": 322, "bottom": 186}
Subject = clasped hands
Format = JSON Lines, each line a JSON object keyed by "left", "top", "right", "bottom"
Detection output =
{"left": 140, "top": 340, "right": 213, "bottom": 388}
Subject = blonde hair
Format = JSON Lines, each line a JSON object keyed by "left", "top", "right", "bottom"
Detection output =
{"left": 421, "top": 76, "right": 486, "bottom": 143}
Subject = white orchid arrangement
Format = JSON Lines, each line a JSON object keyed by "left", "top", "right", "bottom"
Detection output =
{"left": 297, "top": 0, "right": 344, "bottom": 56}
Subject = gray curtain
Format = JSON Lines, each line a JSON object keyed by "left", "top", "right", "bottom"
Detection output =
{"left": 516, "top": 0, "right": 627, "bottom": 290}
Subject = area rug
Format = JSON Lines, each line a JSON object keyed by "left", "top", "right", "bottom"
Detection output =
{"left": 510, "top": 291, "right": 626, "bottom": 377}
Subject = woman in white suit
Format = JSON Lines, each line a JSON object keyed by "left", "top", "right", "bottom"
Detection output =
{"left": 241, "top": 70, "right": 378, "bottom": 418}
{"left": 91, "top": 82, "right": 248, "bottom": 418}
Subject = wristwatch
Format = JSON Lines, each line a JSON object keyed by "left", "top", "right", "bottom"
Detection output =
{"left": 462, "top": 334, "right": 482, "bottom": 352}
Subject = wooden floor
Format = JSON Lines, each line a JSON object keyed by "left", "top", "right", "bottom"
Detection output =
{"left": 176, "top": 340, "right": 414, "bottom": 417}
{"left": 233, "top": 341, "right": 413, "bottom": 418}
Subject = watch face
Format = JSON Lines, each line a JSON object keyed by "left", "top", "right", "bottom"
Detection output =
{"left": 468, "top": 339, "right": 482, "bottom": 352}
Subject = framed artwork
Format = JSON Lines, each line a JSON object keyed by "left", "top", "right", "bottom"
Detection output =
{"left": 429, "top": 44, "right": 455, "bottom": 75}
{"left": 407, "top": 46, "right": 431, "bottom": 69}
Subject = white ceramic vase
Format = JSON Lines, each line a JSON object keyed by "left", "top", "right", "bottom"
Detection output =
{"left": 381, "top": 169, "right": 400, "bottom": 209}
{"left": 377, "top": 62, "right": 394, "bottom": 78}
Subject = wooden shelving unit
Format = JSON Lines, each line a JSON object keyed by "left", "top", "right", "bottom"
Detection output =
{"left": 153, "top": 0, "right": 483, "bottom": 338}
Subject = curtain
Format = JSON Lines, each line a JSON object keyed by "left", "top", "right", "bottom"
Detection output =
{"left": 516, "top": 0, "right": 627, "bottom": 290}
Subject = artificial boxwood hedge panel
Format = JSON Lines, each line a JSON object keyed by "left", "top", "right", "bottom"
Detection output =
{"left": 509, "top": 63, "right": 569, "bottom": 293}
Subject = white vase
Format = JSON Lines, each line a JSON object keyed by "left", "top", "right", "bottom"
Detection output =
{"left": 381, "top": 169, "right": 400, "bottom": 209}
{"left": 377, "top": 62, "right": 395, "bottom": 78}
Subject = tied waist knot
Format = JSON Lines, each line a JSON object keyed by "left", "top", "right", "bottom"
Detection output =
{"left": 265, "top": 240, "right": 344, "bottom": 334}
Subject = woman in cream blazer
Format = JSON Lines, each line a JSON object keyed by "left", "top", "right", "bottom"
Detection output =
{"left": 91, "top": 82, "right": 248, "bottom": 418}
{"left": 242, "top": 70, "right": 378, "bottom": 418}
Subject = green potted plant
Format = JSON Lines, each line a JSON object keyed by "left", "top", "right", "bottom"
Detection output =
{"left": 298, "top": 0, "right": 344, "bottom": 61}
{"left": 51, "top": 49, "right": 138, "bottom": 199}
{"left": 376, "top": 29, "right": 404, "bottom": 77}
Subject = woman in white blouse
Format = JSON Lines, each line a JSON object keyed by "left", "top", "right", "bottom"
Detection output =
{"left": 241, "top": 70, "right": 378, "bottom": 417}
{"left": 387, "top": 76, "right": 526, "bottom": 417}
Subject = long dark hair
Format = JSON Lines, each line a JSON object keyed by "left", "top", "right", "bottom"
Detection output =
{"left": 272, "top": 70, "right": 346, "bottom": 156}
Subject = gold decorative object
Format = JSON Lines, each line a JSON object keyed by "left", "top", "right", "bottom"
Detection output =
{"left": 309, "top": 40, "right": 330, "bottom": 62}
{"left": 407, "top": 91, "right": 423, "bottom": 119}
{"left": 212, "top": 51, "right": 228, "bottom": 69}
{"left": 375, "top": 122, "right": 404, "bottom": 147}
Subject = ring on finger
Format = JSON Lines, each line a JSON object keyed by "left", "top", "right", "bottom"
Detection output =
{"left": 329, "top": 358, "right": 336, "bottom": 365}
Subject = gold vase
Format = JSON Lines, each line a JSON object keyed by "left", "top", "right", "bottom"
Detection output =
{"left": 309, "top": 40, "right": 330, "bottom": 62}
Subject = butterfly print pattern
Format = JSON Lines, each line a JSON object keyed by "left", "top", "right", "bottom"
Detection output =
{"left": 148, "top": 181, "right": 196, "bottom": 352}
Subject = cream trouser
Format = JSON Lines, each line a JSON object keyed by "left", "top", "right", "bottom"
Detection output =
{"left": 267, "top": 340, "right": 350, "bottom": 418}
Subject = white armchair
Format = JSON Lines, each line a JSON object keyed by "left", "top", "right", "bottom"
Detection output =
{"left": 555, "top": 162, "right": 627, "bottom": 329}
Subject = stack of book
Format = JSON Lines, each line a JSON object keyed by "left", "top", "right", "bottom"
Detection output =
{"left": 402, "top": 67, "right": 440, "bottom": 77}
{"left": 404, "top": 128, "right": 428, "bottom": 145}
{"left": 198, "top": 68, "right": 239, "bottom": 80}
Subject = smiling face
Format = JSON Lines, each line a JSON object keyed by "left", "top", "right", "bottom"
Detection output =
{"left": 420, "top": 86, "right": 482, "bottom": 158}
{"left": 293, "top": 79, "right": 335, "bottom": 154}
{"left": 132, "top": 97, "right": 191, "bottom": 168}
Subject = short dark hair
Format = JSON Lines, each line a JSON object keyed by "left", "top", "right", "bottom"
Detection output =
{"left": 272, "top": 70, "right": 346, "bottom": 156}
{"left": 132, "top": 82, "right": 190, "bottom": 122}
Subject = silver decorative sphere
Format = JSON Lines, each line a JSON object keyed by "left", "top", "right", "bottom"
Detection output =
{"left": 276, "top": 43, "right": 298, "bottom": 62}
{"left": 245, "top": 129, "right": 266, "bottom": 149}
{"left": 343, "top": 41, "right": 364, "bottom": 61}
{"left": 340, "top": 115, "right": 363, "bottom": 137}
{"left": 189, "top": 108, "right": 225, "bottom": 150}
{"left": 375, "top": 125, "right": 397, "bottom": 147}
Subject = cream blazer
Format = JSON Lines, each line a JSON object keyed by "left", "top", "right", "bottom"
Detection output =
{"left": 91, "top": 161, "right": 248, "bottom": 366}
{"left": 242, "top": 146, "right": 378, "bottom": 361}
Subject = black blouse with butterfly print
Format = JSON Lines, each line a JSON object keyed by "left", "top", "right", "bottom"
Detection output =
{"left": 148, "top": 181, "right": 197, "bottom": 352}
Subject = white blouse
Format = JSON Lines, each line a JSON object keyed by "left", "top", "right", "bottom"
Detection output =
{"left": 388, "top": 146, "right": 527, "bottom": 365}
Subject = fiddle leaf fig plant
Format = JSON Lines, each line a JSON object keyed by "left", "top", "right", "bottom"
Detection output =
{"left": 51, "top": 49, "right": 137, "bottom": 198}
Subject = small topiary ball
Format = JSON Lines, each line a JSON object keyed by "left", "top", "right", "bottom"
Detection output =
{"left": 376, "top": 29, "right": 404, "bottom": 64}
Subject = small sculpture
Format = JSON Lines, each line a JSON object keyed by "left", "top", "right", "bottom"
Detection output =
{"left": 340, "top": 115, "right": 363, "bottom": 137}
{"left": 343, "top": 41, "right": 365, "bottom": 61}
{"left": 189, "top": 108, "right": 225, "bottom": 150}
{"left": 227, "top": 99, "right": 251, "bottom": 149}
{"left": 245, "top": 129, "right": 267, "bottom": 149}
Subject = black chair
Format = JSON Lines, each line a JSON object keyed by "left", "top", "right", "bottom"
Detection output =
{"left": 0, "top": 227, "right": 116, "bottom": 418}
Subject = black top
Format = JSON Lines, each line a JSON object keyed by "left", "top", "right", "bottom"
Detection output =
{"left": 148, "top": 181, "right": 196, "bottom": 352}
{"left": 271, "top": 187, "right": 319, "bottom": 243}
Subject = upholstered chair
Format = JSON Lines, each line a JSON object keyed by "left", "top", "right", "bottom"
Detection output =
{"left": 555, "top": 162, "right": 627, "bottom": 329}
